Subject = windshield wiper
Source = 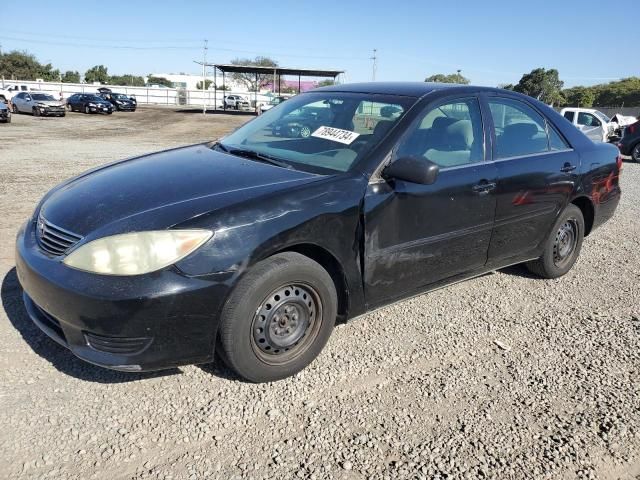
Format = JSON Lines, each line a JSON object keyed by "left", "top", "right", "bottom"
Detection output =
{"left": 226, "top": 147, "right": 292, "bottom": 169}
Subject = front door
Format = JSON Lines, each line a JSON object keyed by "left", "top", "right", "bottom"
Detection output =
{"left": 576, "top": 111, "right": 604, "bottom": 143}
{"left": 483, "top": 95, "right": 580, "bottom": 265}
{"left": 363, "top": 95, "right": 497, "bottom": 307}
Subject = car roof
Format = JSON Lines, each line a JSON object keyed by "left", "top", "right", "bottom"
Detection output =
{"left": 314, "top": 81, "right": 500, "bottom": 97}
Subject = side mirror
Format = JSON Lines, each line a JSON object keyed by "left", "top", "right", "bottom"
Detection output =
{"left": 383, "top": 156, "right": 440, "bottom": 185}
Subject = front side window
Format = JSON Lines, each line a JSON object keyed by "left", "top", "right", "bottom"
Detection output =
{"left": 219, "top": 92, "right": 414, "bottom": 173}
{"left": 488, "top": 98, "right": 549, "bottom": 158}
{"left": 577, "top": 112, "right": 600, "bottom": 127}
{"left": 395, "top": 97, "right": 484, "bottom": 168}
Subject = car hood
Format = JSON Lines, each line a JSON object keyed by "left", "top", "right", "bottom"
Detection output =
{"left": 37, "top": 100, "right": 64, "bottom": 107}
{"left": 40, "top": 144, "right": 320, "bottom": 238}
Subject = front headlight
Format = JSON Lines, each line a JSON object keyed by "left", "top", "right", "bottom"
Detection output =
{"left": 88, "top": 103, "right": 96, "bottom": 107}
{"left": 36, "top": 103, "right": 46, "bottom": 107}
{"left": 116, "top": 100, "right": 123, "bottom": 104}
{"left": 63, "top": 230, "right": 213, "bottom": 275}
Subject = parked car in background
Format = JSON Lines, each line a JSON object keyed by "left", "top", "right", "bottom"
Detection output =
{"left": 260, "top": 96, "right": 288, "bottom": 114}
{"left": 270, "top": 104, "right": 332, "bottom": 138}
{"left": 617, "top": 120, "right": 640, "bottom": 162}
{"left": 0, "top": 101, "right": 10, "bottom": 123}
{"left": 0, "top": 83, "right": 36, "bottom": 103}
{"left": 66, "top": 94, "right": 114, "bottom": 114}
{"left": 224, "top": 95, "right": 250, "bottom": 110}
{"left": 560, "top": 107, "right": 615, "bottom": 143}
{"left": 98, "top": 91, "right": 137, "bottom": 111}
{"left": 15, "top": 83, "right": 621, "bottom": 382}
{"left": 11, "top": 92, "right": 66, "bottom": 117}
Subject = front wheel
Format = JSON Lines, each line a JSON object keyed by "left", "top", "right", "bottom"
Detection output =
{"left": 12, "top": 104, "right": 19, "bottom": 114}
{"left": 526, "top": 204, "right": 585, "bottom": 279}
{"left": 32, "top": 107, "right": 40, "bottom": 117}
{"left": 218, "top": 252, "right": 337, "bottom": 382}
{"left": 84, "top": 105, "right": 90, "bottom": 114}
{"left": 67, "top": 104, "right": 73, "bottom": 112}
{"left": 632, "top": 143, "right": 640, "bottom": 163}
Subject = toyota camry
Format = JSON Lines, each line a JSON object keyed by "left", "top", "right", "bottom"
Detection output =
{"left": 16, "top": 83, "right": 621, "bottom": 382}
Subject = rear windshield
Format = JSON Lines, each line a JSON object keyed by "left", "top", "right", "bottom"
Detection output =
{"left": 219, "top": 92, "right": 416, "bottom": 173}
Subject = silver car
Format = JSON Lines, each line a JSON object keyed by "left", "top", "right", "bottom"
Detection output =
{"left": 12, "top": 92, "right": 66, "bottom": 117}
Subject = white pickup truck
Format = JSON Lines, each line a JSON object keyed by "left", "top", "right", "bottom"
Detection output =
{"left": 0, "top": 83, "right": 37, "bottom": 103}
{"left": 560, "top": 107, "right": 615, "bottom": 143}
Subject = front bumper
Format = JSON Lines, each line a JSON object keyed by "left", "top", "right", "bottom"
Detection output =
{"left": 115, "top": 104, "right": 136, "bottom": 111}
{"left": 15, "top": 220, "right": 229, "bottom": 371}
{"left": 0, "top": 110, "right": 9, "bottom": 121}
{"left": 88, "top": 105, "right": 113, "bottom": 114}
{"left": 39, "top": 106, "right": 66, "bottom": 116}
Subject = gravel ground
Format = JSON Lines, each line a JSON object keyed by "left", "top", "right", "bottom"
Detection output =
{"left": 0, "top": 107, "right": 639, "bottom": 480}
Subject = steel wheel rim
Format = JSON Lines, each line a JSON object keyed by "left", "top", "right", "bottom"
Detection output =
{"left": 251, "top": 283, "right": 322, "bottom": 365}
{"left": 300, "top": 126, "right": 311, "bottom": 138}
{"left": 553, "top": 219, "right": 578, "bottom": 267}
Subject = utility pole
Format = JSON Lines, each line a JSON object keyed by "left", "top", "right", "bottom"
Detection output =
{"left": 202, "top": 39, "right": 208, "bottom": 115}
{"left": 371, "top": 49, "right": 377, "bottom": 82}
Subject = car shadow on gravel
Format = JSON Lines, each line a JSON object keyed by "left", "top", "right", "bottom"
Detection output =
{"left": 1, "top": 268, "right": 182, "bottom": 384}
{"left": 497, "top": 263, "right": 541, "bottom": 279}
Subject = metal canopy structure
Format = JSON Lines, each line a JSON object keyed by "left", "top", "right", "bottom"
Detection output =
{"left": 194, "top": 62, "right": 344, "bottom": 113}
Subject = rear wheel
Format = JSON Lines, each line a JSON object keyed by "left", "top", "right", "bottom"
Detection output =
{"left": 526, "top": 204, "right": 584, "bottom": 279}
{"left": 218, "top": 252, "right": 337, "bottom": 382}
{"left": 632, "top": 143, "right": 640, "bottom": 162}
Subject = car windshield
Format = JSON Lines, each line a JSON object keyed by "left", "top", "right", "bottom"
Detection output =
{"left": 218, "top": 92, "right": 414, "bottom": 173}
{"left": 85, "top": 95, "right": 103, "bottom": 101}
{"left": 269, "top": 97, "right": 284, "bottom": 105}
{"left": 32, "top": 94, "right": 55, "bottom": 101}
{"left": 112, "top": 94, "right": 129, "bottom": 100}
{"left": 594, "top": 110, "right": 611, "bottom": 123}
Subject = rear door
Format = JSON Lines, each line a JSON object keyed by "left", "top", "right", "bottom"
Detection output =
{"left": 483, "top": 94, "right": 579, "bottom": 265}
{"left": 363, "top": 94, "right": 497, "bottom": 306}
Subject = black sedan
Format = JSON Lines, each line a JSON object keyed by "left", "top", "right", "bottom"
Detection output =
{"left": 66, "top": 93, "right": 114, "bottom": 114}
{"left": 617, "top": 120, "right": 640, "bottom": 162}
{"left": 16, "top": 83, "right": 621, "bottom": 382}
{"left": 98, "top": 91, "right": 137, "bottom": 111}
{"left": 271, "top": 106, "right": 332, "bottom": 138}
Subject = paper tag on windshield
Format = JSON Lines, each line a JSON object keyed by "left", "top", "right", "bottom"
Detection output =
{"left": 311, "top": 126, "right": 360, "bottom": 145}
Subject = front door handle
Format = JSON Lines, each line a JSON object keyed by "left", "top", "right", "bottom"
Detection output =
{"left": 472, "top": 181, "right": 496, "bottom": 195}
{"left": 561, "top": 163, "right": 577, "bottom": 173}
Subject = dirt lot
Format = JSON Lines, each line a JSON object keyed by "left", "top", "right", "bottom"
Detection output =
{"left": 0, "top": 107, "right": 639, "bottom": 480}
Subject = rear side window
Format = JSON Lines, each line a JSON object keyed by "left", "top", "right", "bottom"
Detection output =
{"left": 488, "top": 98, "right": 549, "bottom": 159}
{"left": 563, "top": 111, "right": 575, "bottom": 122}
{"left": 549, "top": 126, "right": 569, "bottom": 150}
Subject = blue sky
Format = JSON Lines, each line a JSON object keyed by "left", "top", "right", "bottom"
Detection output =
{"left": 1, "top": 0, "right": 637, "bottom": 87}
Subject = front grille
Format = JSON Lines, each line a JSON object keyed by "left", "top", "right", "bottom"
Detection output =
{"left": 36, "top": 216, "right": 83, "bottom": 256}
{"left": 84, "top": 332, "right": 152, "bottom": 355}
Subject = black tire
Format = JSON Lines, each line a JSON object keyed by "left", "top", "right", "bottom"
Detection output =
{"left": 526, "top": 204, "right": 585, "bottom": 279}
{"left": 67, "top": 104, "right": 72, "bottom": 112}
{"left": 84, "top": 105, "right": 90, "bottom": 114}
{"left": 632, "top": 142, "right": 640, "bottom": 163}
{"left": 33, "top": 107, "right": 39, "bottom": 117}
{"left": 12, "top": 104, "right": 19, "bottom": 114}
{"left": 5, "top": 116, "right": 10, "bottom": 124}
{"left": 218, "top": 252, "right": 337, "bottom": 383}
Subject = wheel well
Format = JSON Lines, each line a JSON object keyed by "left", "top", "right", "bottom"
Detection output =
{"left": 571, "top": 196, "right": 594, "bottom": 236}
{"left": 274, "top": 244, "right": 349, "bottom": 321}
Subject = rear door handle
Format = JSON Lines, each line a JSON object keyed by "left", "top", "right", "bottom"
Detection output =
{"left": 472, "top": 181, "right": 496, "bottom": 195}
{"left": 560, "top": 163, "right": 577, "bottom": 173}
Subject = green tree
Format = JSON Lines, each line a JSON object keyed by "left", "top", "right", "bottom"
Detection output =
{"left": 562, "top": 86, "right": 596, "bottom": 107}
{"left": 61, "top": 70, "right": 81, "bottom": 83}
{"left": 0, "top": 50, "right": 59, "bottom": 80}
{"left": 146, "top": 75, "right": 173, "bottom": 87}
{"left": 230, "top": 56, "right": 278, "bottom": 91}
{"left": 109, "top": 74, "right": 145, "bottom": 86}
{"left": 196, "top": 79, "right": 214, "bottom": 90}
{"left": 317, "top": 79, "right": 335, "bottom": 87}
{"left": 513, "top": 68, "right": 564, "bottom": 105}
{"left": 593, "top": 77, "right": 640, "bottom": 107}
{"left": 425, "top": 72, "right": 470, "bottom": 84}
{"left": 84, "top": 65, "right": 109, "bottom": 84}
